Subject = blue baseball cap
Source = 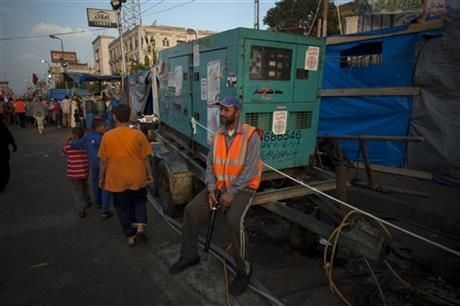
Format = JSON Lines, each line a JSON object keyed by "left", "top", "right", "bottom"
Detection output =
{"left": 215, "top": 96, "right": 242, "bottom": 110}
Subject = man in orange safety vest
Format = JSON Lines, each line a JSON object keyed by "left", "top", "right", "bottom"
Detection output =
{"left": 169, "top": 96, "right": 262, "bottom": 296}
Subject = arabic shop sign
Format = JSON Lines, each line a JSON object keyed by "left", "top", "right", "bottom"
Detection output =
{"left": 87, "top": 8, "right": 118, "bottom": 28}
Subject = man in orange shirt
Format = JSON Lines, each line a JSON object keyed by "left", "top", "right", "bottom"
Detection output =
{"left": 98, "top": 104, "right": 153, "bottom": 246}
{"left": 14, "top": 98, "right": 26, "bottom": 128}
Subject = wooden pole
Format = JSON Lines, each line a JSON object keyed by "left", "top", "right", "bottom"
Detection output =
{"left": 317, "top": 18, "right": 322, "bottom": 38}
{"left": 421, "top": 0, "right": 429, "bottom": 21}
{"left": 336, "top": 2, "right": 343, "bottom": 34}
{"left": 322, "top": 0, "right": 329, "bottom": 37}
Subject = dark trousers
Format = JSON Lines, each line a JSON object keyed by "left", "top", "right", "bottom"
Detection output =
{"left": 17, "top": 113, "right": 25, "bottom": 128}
{"left": 70, "top": 179, "right": 91, "bottom": 210}
{"left": 113, "top": 188, "right": 147, "bottom": 237}
{"left": 0, "top": 160, "right": 10, "bottom": 192}
{"left": 91, "top": 167, "right": 112, "bottom": 213}
{"left": 181, "top": 188, "right": 255, "bottom": 275}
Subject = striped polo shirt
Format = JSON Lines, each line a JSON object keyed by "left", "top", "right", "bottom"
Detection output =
{"left": 62, "top": 143, "right": 89, "bottom": 180}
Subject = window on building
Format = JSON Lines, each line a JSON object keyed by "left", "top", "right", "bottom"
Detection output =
{"left": 135, "top": 38, "right": 138, "bottom": 49}
{"left": 177, "top": 40, "right": 186, "bottom": 45}
{"left": 340, "top": 42, "right": 383, "bottom": 68}
{"left": 162, "top": 37, "right": 169, "bottom": 47}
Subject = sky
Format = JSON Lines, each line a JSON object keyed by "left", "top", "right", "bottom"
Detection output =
{"left": 0, "top": 0, "right": 350, "bottom": 95}
{"left": 0, "top": 0, "right": 281, "bottom": 94}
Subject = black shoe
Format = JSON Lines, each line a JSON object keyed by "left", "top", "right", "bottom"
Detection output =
{"left": 79, "top": 210, "right": 87, "bottom": 218}
{"left": 169, "top": 257, "right": 200, "bottom": 275}
{"left": 101, "top": 212, "right": 113, "bottom": 220}
{"left": 230, "top": 269, "right": 252, "bottom": 296}
{"left": 136, "top": 231, "right": 148, "bottom": 242}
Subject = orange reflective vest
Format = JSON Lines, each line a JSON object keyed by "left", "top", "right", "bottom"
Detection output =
{"left": 212, "top": 123, "right": 262, "bottom": 191}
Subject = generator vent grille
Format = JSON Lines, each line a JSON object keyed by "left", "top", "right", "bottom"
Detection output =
{"left": 288, "top": 111, "right": 312, "bottom": 130}
{"left": 245, "top": 112, "right": 273, "bottom": 131}
{"left": 245, "top": 111, "right": 313, "bottom": 132}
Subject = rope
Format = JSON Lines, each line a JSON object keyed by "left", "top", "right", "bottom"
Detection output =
{"left": 190, "top": 117, "right": 460, "bottom": 258}
{"left": 363, "top": 257, "right": 387, "bottom": 306}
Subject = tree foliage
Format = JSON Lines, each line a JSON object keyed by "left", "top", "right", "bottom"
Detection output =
{"left": 263, "top": 0, "right": 340, "bottom": 36}
{"left": 129, "top": 57, "right": 149, "bottom": 73}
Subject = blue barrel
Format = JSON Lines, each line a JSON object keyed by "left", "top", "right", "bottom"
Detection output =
{"left": 85, "top": 112, "right": 94, "bottom": 130}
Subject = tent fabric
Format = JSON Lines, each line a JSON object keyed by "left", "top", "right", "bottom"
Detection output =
{"left": 323, "top": 34, "right": 422, "bottom": 89}
{"left": 125, "top": 69, "right": 152, "bottom": 116}
{"left": 48, "top": 88, "right": 88, "bottom": 100}
{"left": 319, "top": 23, "right": 442, "bottom": 168}
{"left": 319, "top": 96, "right": 411, "bottom": 167}
{"left": 63, "top": 73, "right": 121, "bottom": 86}
{"left": 408, "top": 13, "right": 460, "bottom": 185}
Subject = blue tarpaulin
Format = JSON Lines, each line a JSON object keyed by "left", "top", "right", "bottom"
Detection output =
{"left": 319, "top": 23, "right": 441, "bottom": 167}
{"left": 319, "top": 96, "right": 411, "bottom": 167}
{"left": 48, "top": 88, "right": 88, "bottom": 100}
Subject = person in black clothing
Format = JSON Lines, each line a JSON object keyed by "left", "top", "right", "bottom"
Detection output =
{"left": 0, "top": 120, "right": 17, "bottom": 192}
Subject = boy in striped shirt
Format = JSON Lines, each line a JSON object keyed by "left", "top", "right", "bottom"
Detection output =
{"left": 62, "top": 127, "right": 92, "bottom": 217}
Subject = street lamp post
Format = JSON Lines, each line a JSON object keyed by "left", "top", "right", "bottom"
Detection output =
{"left": 49, "top": 34, "right": 64, "bottom": 53}
{"left": 41, "top": 59, "right": 52, "bottom": 92}
{"left": 49, "top": 34, "right": 68, "bottom": 89}
{"left": 111, "top": 0, "right": 127, "bottom": 94}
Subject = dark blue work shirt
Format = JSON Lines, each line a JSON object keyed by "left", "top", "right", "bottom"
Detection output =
{"left": 70, "top": 131, "right": 102, "bottom": 169}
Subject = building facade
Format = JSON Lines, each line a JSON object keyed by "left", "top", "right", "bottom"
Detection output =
{"left": 108, "top": 25, "right": 214, "bottom": 74}
{"left": 92, "top": 35, "right": 115, "bottom": 75}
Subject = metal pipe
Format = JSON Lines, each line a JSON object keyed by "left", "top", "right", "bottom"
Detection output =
{"left": 117, "top": 8, "right": 127, "bottom": 93}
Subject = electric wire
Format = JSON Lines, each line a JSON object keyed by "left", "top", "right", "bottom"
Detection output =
{"left": 143, "top": 0, "right": 195, "bottom": 17}
{"left": 0, "top": 28, "right": 105, "bottom": 41}
{"left": 190, "top": 118, "right": 460, "bottom": 258}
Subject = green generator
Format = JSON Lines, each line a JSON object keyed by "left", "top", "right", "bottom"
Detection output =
{"left": 158, "top": 28, "right": 325, "bottom": 170}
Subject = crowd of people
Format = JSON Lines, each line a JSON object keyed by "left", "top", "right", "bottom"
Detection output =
{"left": 0, "top": 93, "right": 117, "bottom": 135}
{"left": 61, "top": 104, "right": 152, "bottom": 243}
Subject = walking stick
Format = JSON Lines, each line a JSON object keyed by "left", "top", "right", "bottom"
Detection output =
{"left": 203, "top": 205, "right": 218, "bottom": 261}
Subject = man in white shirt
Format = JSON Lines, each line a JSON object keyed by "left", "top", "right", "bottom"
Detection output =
{"left": 61, "top": 96, "right": 71, "bottom": 128}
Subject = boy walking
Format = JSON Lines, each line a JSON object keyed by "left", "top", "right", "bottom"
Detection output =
{"left": 35, "top": 111, "right": 45, "bottom": 135}
{"left": 71, "top": 119, "right": 113, "bottom": 219}
{"left": 62, "top": 127, "right": 92, "bottom": 218}
{"left": 98, "top": 104, "right": 153, "bottom": 246}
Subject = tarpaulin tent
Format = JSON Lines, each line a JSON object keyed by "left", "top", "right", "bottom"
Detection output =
{"left": 121, "top": 69, "right": 154, "bottom": 117}
{"left": 63, "top": 72, "right": 121, "bottom": 86}
{"left": 48, "top": 88, "right": 89, "bottom": 100}
{"left": 407, "top": 13, "right": 460, "bottom": 185}
{"left": 319, "top": 21, "right": 441, "bottom": 168}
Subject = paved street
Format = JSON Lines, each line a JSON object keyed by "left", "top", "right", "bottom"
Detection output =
{"left": 0, "top": 126, "right": 268, "bottom": 306}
